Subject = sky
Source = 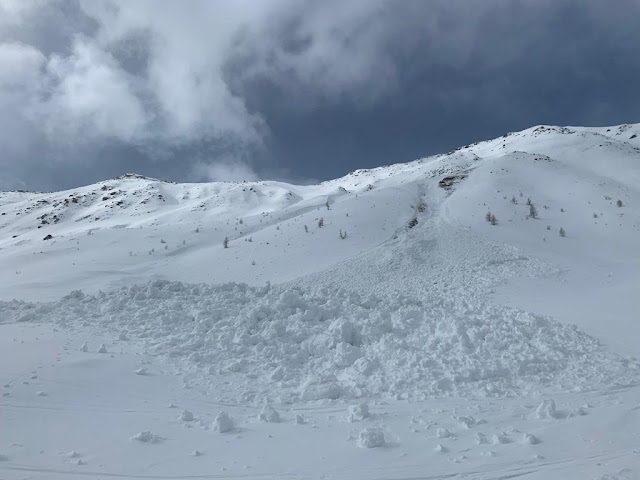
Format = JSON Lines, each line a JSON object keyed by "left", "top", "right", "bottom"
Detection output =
{"left": 1, "top": 0, "right": 639, "bottom": 191}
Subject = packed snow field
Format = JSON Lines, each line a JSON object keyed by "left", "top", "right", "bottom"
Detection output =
{"left": 1, "top": 124, "right": 640, "bottom": 479}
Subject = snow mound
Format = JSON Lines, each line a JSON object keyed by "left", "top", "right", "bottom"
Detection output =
{"left": 357, "top": 428, "right": 385, "bottom": 448}
{"left": 536, "top": 399, "right": 559, "bottom": 419}
{"left": 212, "top": 411, "right": 234, "bottom": 433}
{"left": 492, "top": 433, "right": 511, "bottom": 445}
{"left": 259, "top": 404, "right": 280, "bottom": 423}
{"left": 180, "top": 409, "right": 194, "bottom": 422}
{"left": 347, "top": 403, "right": 370, "bottom": 422}
{"left": 1, "top": 280, "right": 638, "bottom": 402}
{"left": 130, "top": 431, "right": 162, "bottom": 443}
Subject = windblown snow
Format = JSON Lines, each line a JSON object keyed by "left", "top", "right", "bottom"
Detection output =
{"left": 1, "top": 123, "right": 639, "bottom": 479}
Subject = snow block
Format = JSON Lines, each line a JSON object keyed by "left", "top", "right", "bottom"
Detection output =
{"left": 212, "top": 411, "right": 234, "bottom": 433}
{"left": 357, "top": 428, "right": 386, "bottom": 448}
{"left": 259, "top": 404, "right": 280, "bottom": 423}
{"left": 347, "top": 403, "right": 370, "bottom": 422}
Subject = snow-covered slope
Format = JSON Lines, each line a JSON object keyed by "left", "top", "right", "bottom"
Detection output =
{"left": 1, "top": 123, "right": 639, "bottom": 480}
{"left": 2, "top": 124, "right": 638, "bottom": 300}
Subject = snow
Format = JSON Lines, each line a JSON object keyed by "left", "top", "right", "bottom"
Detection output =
{"left": 130, "top": 431, "right": 163, "bottom": 443}
{"left": 536, "top": 399, "right": 560, "bottom": 419}
{"left": 492, "top": 432, "right": 512, "bottom": 445}
{"left": 347, "top": 403, "right": 370, "bottom": 422}
{"left": 1, "top": 123, "right": 640, "bottom": 478}
{"left": 258, "top": 404, "right": 281, "bottom": 423}
{"left": 212, "top": 411, "right": 234, "bottom": 433}
{"left": 179, "top": 409, "right": 194, "bottom": 422}
{"left": 357, "top": 428, "right": 386, "bottom": 448}
{"left": 2, "top": 280, "right": 635, "bottom": 404}
{"left": 523, "top": 432, "right": 541, "bottom": 445}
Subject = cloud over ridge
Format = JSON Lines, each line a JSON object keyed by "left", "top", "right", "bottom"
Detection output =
{"left": 0, "top": 0, "right": 639, "bottom": 190}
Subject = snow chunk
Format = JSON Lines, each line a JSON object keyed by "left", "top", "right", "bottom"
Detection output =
{"left": 180, "top": 409, "right": 194, "bottom": 422}
{"left": 456, "top": 415, "right": 481, "bottom": 429}
{"left": 300, "top": 375, "right": 342, "bottom": 401}
{"left": 357, "top": 428, "right": 386, "bottom": 448}
{"left": 573, "top": 406, "right": 588, "bottom": 416}
{"left": 212, "top": 411, "right": 234, "bottom": 433}
{"left": 492, "top": 433, "right": 511, "bottom": 444}
{"left": 475, "top": 432, "right": 489, "bottom": 444}
{"left": 334, "top": 342, "right": 362, "bottom": 367}
{"left": 522, "top": 432, "right": 540, "bottom": 445}
{"left": 259, "top": 404, "right": 280, "bottom": 423}
{"left": 347, "top": 403, "right": 370, "bottom": 422}
{"left": 434, "top": 443, "right": 447, "bottom": 453}
{"left": 536, "top": 399, "right": 559, "bottom": 419}
{"left": 130, "top": 431, "right": 162, "bottom": 443}
{"left": 79, "top": 342, "right": 88, "bottom": 352}
{"left": 36, "top": 391, "right": 48, "bottom": 397}
{"left": 97, "top": 343, "right": 108, "bottom": 354}
{"left": 436, "top": 428, "right": 454, "bottom": 439}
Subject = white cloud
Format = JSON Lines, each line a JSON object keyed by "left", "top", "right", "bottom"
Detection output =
{"left": 0, "top": 0, "right": 421, "bottom": 154}
{"left": 0, "top": 42, "right": 45, "bottom": 162}
{"left": 76, "top": 0, "right": 277, "bottom": 145}
{"left": 42, "top": 39, "right": 147, "bottom": 142}
{"left": 0, "top": 41, "right": 45, "bottom": 87}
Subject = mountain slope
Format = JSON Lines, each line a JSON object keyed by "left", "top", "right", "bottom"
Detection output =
{"left": 1, "top": 124, "right": 638, "bottom": 299}
{"left": 1, "top": 123, "right": 640, "bottom": 480}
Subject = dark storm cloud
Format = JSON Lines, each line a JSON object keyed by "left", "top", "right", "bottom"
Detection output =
{"left": 226, "top": 0, "right": 640, "bottom": 180}
{"left": 0, "top": 0, "right": 639, "bottom": 191}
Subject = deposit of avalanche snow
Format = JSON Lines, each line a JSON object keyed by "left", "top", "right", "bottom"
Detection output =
{"left": 3, "top": 279, "right": 637, "bottom": 404}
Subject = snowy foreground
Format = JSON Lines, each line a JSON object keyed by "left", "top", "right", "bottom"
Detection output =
{"left": 1, "top": 124, "right": 640, "bottom": 479}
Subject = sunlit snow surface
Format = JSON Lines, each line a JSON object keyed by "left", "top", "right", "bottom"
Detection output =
{"left": 1, "top": 123, "right": 640, "bottom": 479}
